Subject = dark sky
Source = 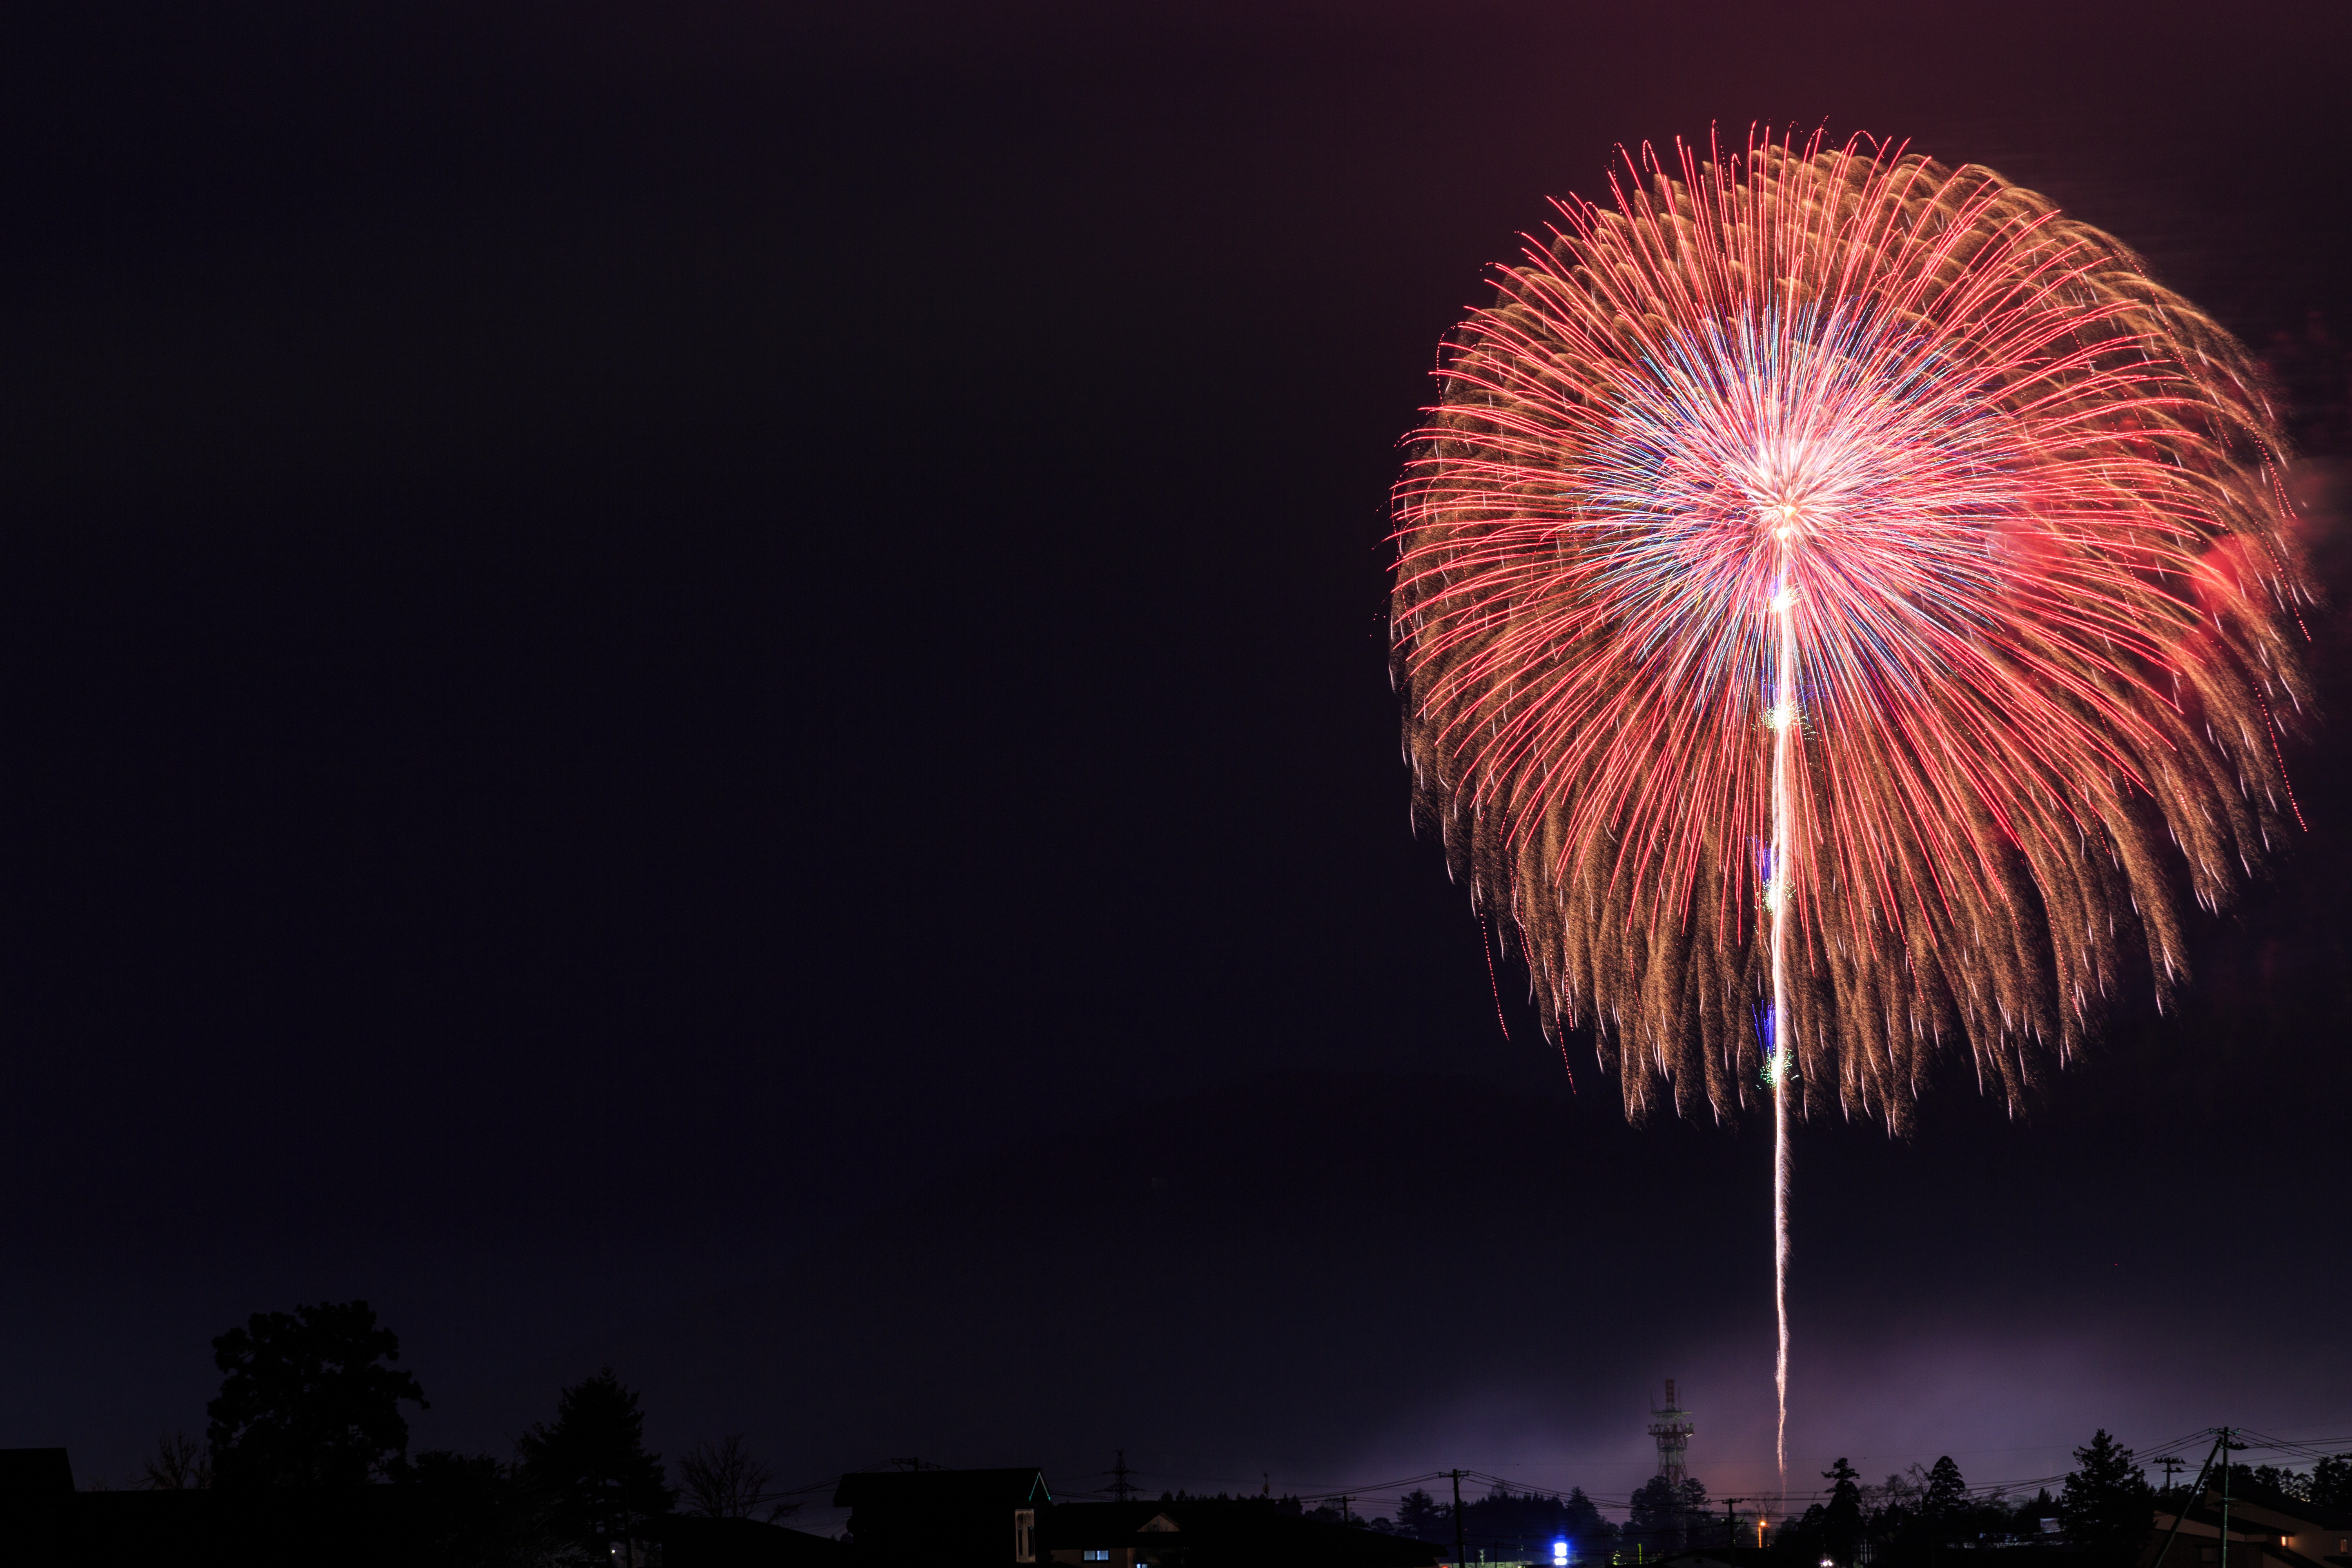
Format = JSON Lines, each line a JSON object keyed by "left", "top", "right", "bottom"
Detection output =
{"left": 0, "top": 0, "right": 2345, "bottom": 1519}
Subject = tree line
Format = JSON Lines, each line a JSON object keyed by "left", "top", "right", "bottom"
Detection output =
{"left": 127, "top": 1299, "right": 796, "bottom": 1564}
{"left": 1778, "top": 1433, "right": 2352, "bottom": 1568}
{"left": 129, "top": 1304, "right": 2352, "bottom": 1568}
{"left": 1385, "top": 1432, "right": 2352, "bottom": 1567}
{"left": 1394, "top": 1483, "right": 1617, "bottom": 1559}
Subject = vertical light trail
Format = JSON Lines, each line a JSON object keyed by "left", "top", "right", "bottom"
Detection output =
{"left": 1769, "top": 532, "right": 1796, "bottom": 1504}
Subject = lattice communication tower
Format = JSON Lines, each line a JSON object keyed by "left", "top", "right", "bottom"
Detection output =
{"left": 1648, "top": 1379, "right": 1694, "bottom": 1484}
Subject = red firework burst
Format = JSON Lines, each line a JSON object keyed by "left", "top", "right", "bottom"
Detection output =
{"left": 1392, "top": 131, "right": 2310, "bottom": 1129}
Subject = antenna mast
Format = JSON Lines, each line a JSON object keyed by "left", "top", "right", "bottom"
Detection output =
{"left": 1648, "top": 1379, "right": 1695, "bottom": 1486}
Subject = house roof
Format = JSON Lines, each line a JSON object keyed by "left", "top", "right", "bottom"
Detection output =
{"left": 644, "top": 1515, "right": 856, "bottom": 1568}
{"left": 0, "top": 1450, "right": 73, "bottom": 1497}
{"left": 2163, "top": 1491, "right": 2352, "bottom": 1539}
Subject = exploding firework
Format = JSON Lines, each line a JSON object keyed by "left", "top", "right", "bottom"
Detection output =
{"left": 1390, "top": 131, "right": 2310, "bottom": 1488}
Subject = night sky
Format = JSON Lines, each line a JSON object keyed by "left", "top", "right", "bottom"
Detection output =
{"left": 0, "top": 0, "right": 2345, "bottom": 1526}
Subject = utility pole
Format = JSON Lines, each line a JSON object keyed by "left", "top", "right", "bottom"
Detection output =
{"left": 2150, "top": 1430, "right": 2227, "bottom": 1568}
{"left": 1453, "top": 1470, "right": 1467, "bottom": 1568}
{"left": 2218, "top": 1430, "right": 2236, "bottom": 1568}
{"left": 2158, "top": 1457, "right": 2185, "bottom": 1495}
{"left": 1338, "top": 1495, "right": 1352, "bottom": 1525}
{"left": 1722, "top": 1498, "right": 1754, "bottom": 1549}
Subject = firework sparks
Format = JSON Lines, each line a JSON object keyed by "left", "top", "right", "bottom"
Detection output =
{"left": 1391, "top": 130, "right": 2310, "bottom": 1497}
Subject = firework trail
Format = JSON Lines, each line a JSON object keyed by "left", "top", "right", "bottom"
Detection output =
{"left": 1390, "top": 131, "right": 2310, "bottom": 1496}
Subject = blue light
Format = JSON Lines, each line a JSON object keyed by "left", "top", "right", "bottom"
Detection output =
{"left": 1553, "top": 1541, "right": 1570, "bottom": 1566}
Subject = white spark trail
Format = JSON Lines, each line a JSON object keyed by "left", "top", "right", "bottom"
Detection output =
{"left": 1770, "top": 546, "right": 1796, "bottom": 1507}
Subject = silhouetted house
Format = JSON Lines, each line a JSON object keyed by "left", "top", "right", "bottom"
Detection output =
{"left": 1042, "top": 1499, "right": 1447, "bottom": 1568}
{"left": 0, "top": 1448, "right": 74, "bottom": 1497}
{"left": 835, "top": 1468, "right": 1054, "bottom": 1568}
{"left": 0, "top": 1448, "right": 419, "bottom": 1567}
{"left": 2149, "top": 1487, "right": 2352, "bottom": 1568}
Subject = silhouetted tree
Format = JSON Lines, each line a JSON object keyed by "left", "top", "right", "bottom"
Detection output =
{"left": 1780, "top": 1502, "right": 1824, "bottom": 1556}
{"left": 206, "top": 1300, "right": 427, "bottom": 1487}
{"left": 1561, "top": 1488, "right": 1614, "bottom": 1555}
{"left": 2228, "top": 1464, "right": 2311, "bottom": 1502}
{"left": 137, "top": 1431, "right": 210, "bottom": 1490}
{"left": 1465, "top": 1481, "right": 1617, "bottom": 1560}
{"left": 1626, "top": 1476, "right": 1707, "bottom": 1555}
{"left": 1920, "top": 1457, "right": 1967, "bottom": 1532}
{"left": 405, "top": 1450, "right": 557, "bottom": 1568}
{"left": 516, "top": 1368, "right": 674, "bottom": 1562}
{"left": 1627, "top": 1474, "right": 1677, "bottom": 1547}
{"left": 2058, "top": 1432, "right": 2152, "bottom": 1568}
{"left": 1822, "top": 1458, "right": 1865, "bottom": 1566}
{"left": 1862, "top": 1456, "right": 1976, "bottom": 1566}
{"left": 679, "top": 1434, "right": 786, "bottom": 1520}
{"left": 2312, "top": 1456, "right": 2352, "bottom": 1512}
{"left": 1397, "top": 1489, "right": 1446, "bottom": 1542}
{"left": 1862, "top": 1467, "right": 1918, "bottom": 1562}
